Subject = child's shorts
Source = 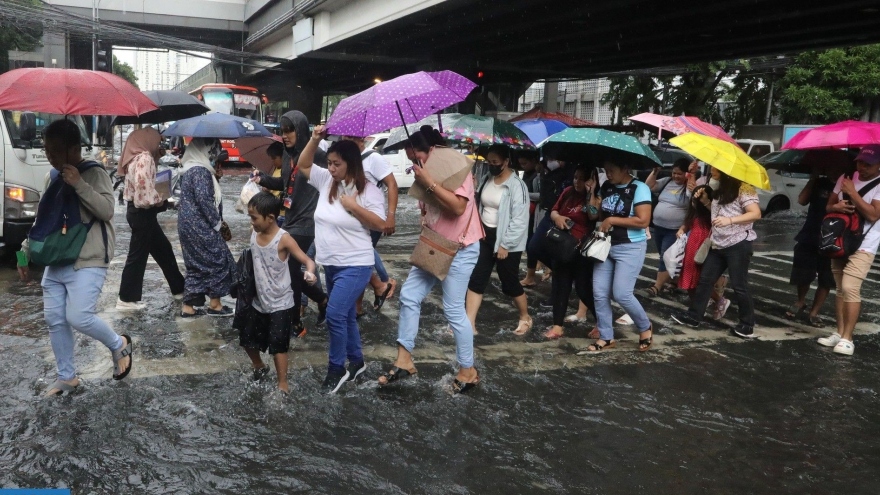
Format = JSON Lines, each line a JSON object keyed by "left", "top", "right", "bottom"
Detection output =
{"left": 238, "top": 306, "right": 294, "bottom": 355}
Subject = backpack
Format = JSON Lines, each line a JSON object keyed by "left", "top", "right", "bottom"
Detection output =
{"left": 28, "top": 161, "right": 108, "bottom": 266}
{"left": 819, "top": 176, "right": 880, "bottom": 258}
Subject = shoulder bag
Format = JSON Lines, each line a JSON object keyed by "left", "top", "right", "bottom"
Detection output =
{"left": 410, "top": 212, "right": 474, "bottom": 281}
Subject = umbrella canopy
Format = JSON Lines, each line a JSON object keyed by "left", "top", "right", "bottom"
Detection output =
{"left": 510, "top": 107, "right": 597, "bottom": 126}
{"left": 236, "top": 135, "right": 284, "bottom": 174}
{"left": 112, "top": 90, "right": 210, "bottom": 125}
{"left": 629, "top": 112, "right": 737, "bottom": 144}
{"left": 383, "top": 113, "right": 463, "bottom": 152}
{"left": 163, "top": 113, "right": 272, "bottom": 139}
{"left": 782, "top": 121, "right": 880, "bottom": 150}
{"left": 670, "top": 133, "right": 771, "bottom": 190}
{"left": 325, "top": 70, "right": 476, "bottom": 137}
{"left": 0, "top": 68, "right": 157, "bottom": 116}
{"left": 513, "top": 118, "right": 569, "bottom": 144}
{"left": 443, "top": 115, "right": 535, "bottom": 149}
{"left": 539, "top": 128, "right": 661, "bottom": 169}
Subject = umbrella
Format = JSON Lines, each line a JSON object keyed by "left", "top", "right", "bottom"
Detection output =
{"left": 782, "top": 121, "right": 880, "bottom": 150}
{"left": 383, "top": 113, "right": 463, "bottom": 152}
{"left": 325, "top": 70, "right": 476, "bottom": 137}
{"left": 112, "top": 90, "right": 210, "bottom": 125}
{"left": 539, "top": 128, "right": 661, "bottom": 169}
{"left": 513, "top": 118, "right": 569, "bottom": 144}
{"left": 629, "top": 113, "right": 737, "bottom": 144}
{"left": 236, "top": 135, "right": 284, "bottom": 174}
{"left": 510, "top": 107, "right": 597, "bottom": 126}
{"left": 163, "top": 113, "right": 273, "bottom": 139}
{"left": 670, "top": 133, "right": 771, "bottom": 190}
{"left": 0, "top": 68, "right": 157, "bottom": 116}
{"left": 443, "top": 115, "right": 535, "bottom": 149}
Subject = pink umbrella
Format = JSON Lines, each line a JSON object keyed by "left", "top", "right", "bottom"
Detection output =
{"left": 236, "top": 135, "right": 283, "bottom": 174}
{"left": 629, "top": 113, "right": 737, "bottom": 144}
{"left": 326, "top": 70, "right": 477, "bottom": 137}
{"left": 782, "top": 121, "right": 880, "bottom": 149}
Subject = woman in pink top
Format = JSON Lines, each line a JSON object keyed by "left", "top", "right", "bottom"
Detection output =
{"left": 378, "top": 128, "right": 484, "bottom": 393}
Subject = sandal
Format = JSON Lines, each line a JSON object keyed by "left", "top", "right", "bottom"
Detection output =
{"left": 452, "top": 373, "right": 480, "bottom": 394}
{"left": 587, "top": 327, "right": 600, "bottom": 339}
{"left": 577, "top": 339, "right": 616, "bottom": 355}
{"left": 377, "top": 365, "right": 417, "bottom": 386}
{"left": 46, "top": 379, "right": 79, "bottom": 396}
{"left": 564, "top": 314, "right": 587, "bottom": 324}
{"left": 513, "top": 318, "right": 533, "bottom": 336}
{"left": 252, "top": 366, "right": 270, "bottom": 382}
{"left": 638, "top": 325, "right": 653, "bottom": 352}
{"left": 808, "top": 315, "right": 825, "bottom": 328}
{"left": 639, "top": 286, "right": 661, "bottom": 298}
{"left": 785, "top": 303, "right": 805, "bottom": 320}
{"left": 540, "top": 271, "right": 552, "bottom": 283}
{"left": 112, "top": 334, "right": 133, "bottom": 381}
{"left": 543, "top": 327, "right": 564, "bottom": 340}
{"left": 373, "top": 280, "right": 396, "bottom": 311}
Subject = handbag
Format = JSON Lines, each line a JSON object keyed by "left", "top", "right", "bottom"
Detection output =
{"left": 410, "top": 210, "right": 474, "bottom": 280}
{"left": 579, "top": 230, "right": 611, "bottom": 262}
{"left": 545, "top": 227, "right": 578, "bottom": 263}
{"left": 663, "top": 233, "right": 688, "bottom": 278}
{"left": 694, "top": 238, "right": 711, "bottom": 265}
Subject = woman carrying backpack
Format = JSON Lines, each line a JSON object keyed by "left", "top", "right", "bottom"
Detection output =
{"left": 17, "top": 119, "right": 132, "bottom": 396}
{"left": 816, "top": 146, "right": 880, "bottom": 356}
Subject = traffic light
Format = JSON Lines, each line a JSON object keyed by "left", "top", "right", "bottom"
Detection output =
{"left": 95, "top": 41, "right": 112, "bottom": 72}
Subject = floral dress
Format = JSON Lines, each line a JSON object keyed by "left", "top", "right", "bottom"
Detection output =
{"left": 678, "top": 217, "right": 710, "bottom": 290}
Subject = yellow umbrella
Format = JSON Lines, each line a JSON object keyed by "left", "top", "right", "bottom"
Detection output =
{"left": 670, "top": 133, "right": 771, "bottom": 190}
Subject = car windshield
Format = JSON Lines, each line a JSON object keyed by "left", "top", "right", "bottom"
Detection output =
{"left": 2, "top": 110, "right": 89, "bottom": 149}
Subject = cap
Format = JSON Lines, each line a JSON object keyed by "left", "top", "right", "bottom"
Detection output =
{"left": 855, "top": 144, "right": 880, "bottom": 165}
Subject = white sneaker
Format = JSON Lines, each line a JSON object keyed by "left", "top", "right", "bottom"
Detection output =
{"left": 833, "top": 339, "right": 854, "bottom": 356}
{"left": 817, "top": 333, "right": 842, "bottom": 347}
{"left": 712, "top": 298, "right": 731, "bottom": 321}
{"left": 116, "top": 299, "right": 145, "bottom": 311}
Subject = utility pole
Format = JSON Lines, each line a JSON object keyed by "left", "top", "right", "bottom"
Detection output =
{"left": 91, "top": 0, "right": 100, "bottom": 146}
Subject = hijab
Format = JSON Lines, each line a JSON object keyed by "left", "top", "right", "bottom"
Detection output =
{"left": 119, "top": 127, "right": 161, "bottom": 175}
{"left": 181, "top": 138, "right": 222, "bottom": 207}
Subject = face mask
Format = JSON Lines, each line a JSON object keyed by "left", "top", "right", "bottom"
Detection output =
{"left": 546, "top": 160, "right": 560, "bottom": 171}
{"left": 708, "top": 178, "right": 720, "bottom": 190}
{"left": 488, "top": 165, "right": 503, "bottom": 176}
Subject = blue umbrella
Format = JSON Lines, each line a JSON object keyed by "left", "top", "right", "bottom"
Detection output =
{"left": 513, "top": 118, "right": 569, "bottom": 144}
{"left": 162, "top": 113, "right": 272, "bottom": 139}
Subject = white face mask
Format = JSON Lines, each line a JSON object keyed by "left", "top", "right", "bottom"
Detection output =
{"left": 546, "top": 160, "right": 561, "bottom": 171}
{"left": 708, "top": 178, "right": 720, "bottom": 190}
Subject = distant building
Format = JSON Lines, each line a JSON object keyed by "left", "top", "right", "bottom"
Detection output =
{"left": 120, "top": 48, "right": 210, "bottom": 91}
{"left": 519, "top": 79, "right": 615, "bottom": 125}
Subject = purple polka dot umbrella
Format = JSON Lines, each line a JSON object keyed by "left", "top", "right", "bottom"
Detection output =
{"left": 325, "top": 70, "right": 477, "bottom": 138}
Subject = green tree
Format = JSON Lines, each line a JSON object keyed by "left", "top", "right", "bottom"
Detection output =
{"left": 601, "top": 75, "right": 672, "bottom": 124}
{"left": 779, "top": 44, "right": 880, "bottom": 123}
{"left": 720, "top": 67, "right": 779, "bottom": 136}
{"left": 112, "top": 55, "right": 138, "bottom": 88}
{"left": 0, "top": 0, "right": 42, "bottom": 74}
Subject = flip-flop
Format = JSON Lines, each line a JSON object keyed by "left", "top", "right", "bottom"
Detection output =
{"left": 513, "top": 318, "right": 533, "bottom": 336}
{"left": 180, "top": 309, "right": 205, "bottom": 318}
{"left": 638, "top": 325, "right": 653, "bottom": 352}
{"left": 543, "top": 328, "right": 564, "bottom": 340}
{"left": 452, "top": 374, "right": 480, "bottom": 394}
{"left": 377, "top": 365, "right": 417, "bottom": 386}
{"left": 577, "top": 339, "right": 616, "bottom": 355}
{"left": 520, "top": 281, "right": 537, "bottom": 288}
{"left": 587, "top": 327, "right": 600, "bottom": 339}
{"left": 112, "top": 334, "right": 133, "bottom": 381}
{"left": 808, "top": 315, "right": 825, "bottom": 328}
{"left": 373, "top": 281, "right": 394, "bottom": 311}
{"left": 785, "top": 303, "right": 805, "bottom": 320}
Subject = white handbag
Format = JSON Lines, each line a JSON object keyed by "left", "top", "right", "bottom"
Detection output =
{"left": 580, "top": 230, "right": 611, "bottom": 262}
{"left": 663, "top": 233, "right": 688, "bottom": 279}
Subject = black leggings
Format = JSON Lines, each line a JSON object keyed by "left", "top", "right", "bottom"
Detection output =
{"left": 551, "top": 254, "right": 596, "bottom": 327}
{"left": 467, "top": 227, "right": 525, "bottom": 297}
{"left": 290, "top": 234, "right": 328, "bottom": 322}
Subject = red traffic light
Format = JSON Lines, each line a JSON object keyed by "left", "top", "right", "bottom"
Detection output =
{"left": 477, "top": 71, "right": 484, "bottom": 79}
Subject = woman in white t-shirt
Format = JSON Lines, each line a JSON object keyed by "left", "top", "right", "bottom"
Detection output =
{"left": 297, "top": 125, "right": 387, "bottom": 394}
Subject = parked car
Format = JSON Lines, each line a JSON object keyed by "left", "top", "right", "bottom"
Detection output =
{"left": 737, "top": 139, "right": 775, "bottom": 159}
{"left": 756, "top": 152, "right": 810, "bottom": 215}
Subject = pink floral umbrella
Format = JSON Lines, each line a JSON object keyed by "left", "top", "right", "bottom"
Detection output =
{"left": 629, "top": 112, "right": 737, "bottom": 144}
{"left": 326, "top": 70, "right": 477, "bottom": 137}
{"left": 782, "top": 121, "right": 880, "bottom": 149}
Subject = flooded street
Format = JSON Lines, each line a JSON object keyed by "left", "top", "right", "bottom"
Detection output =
{"left": 3, "top": 172, "right": 880, "bottom": 493}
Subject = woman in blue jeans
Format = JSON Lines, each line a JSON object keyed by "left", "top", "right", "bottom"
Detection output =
{"left": 584, "top": 161, "right": 654, "bottom": 353}
{"left": 18, "top": 119, "right": 132, "bottom": 395}
{"left": 377, "top": 127, "right": 484, "bottom": 393}
{"left": 297, "top": 126, "right": 388, "bottom": 394}
{"left": 641, "top": 158, "right": 692, "bottom": 297}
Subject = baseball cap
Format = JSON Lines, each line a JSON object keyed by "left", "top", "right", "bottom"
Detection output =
{"left": 855, "top": 144, "right": 880, "bottom": 165}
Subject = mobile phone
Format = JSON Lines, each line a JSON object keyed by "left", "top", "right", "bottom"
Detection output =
{"left": 565, "top": 219, "right": 574, "bottom": 229}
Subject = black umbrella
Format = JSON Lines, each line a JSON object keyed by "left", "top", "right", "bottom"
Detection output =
{"left": 112, "top": 90, "right": 210, "bottom": 125}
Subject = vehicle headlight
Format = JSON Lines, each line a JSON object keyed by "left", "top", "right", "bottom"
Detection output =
{"left": 5, "top": 185, "right": 40, "bottom": 219}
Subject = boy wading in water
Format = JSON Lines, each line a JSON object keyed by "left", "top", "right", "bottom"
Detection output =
{"left": 243, "top": 193, "right": 317, "bottom": 393}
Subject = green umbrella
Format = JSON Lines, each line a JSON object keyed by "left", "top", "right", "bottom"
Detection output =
{"left": 443, "top": 115, "right": 535, "bottom": 150}
{"left": 383, "top": 113, "right": 463, "bottom": 151}
{"left": 539, "top": 128, "right": 661, "bottom": 169}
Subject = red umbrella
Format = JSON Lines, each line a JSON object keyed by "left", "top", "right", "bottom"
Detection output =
{"left": 236, "top": 135, "right": 283, "bottom": 174}
{"left": 510, "top": 107, "right": 597, "bottom": 126}
{"left": 0, "top": 68, "right": 157, "bottom": 116}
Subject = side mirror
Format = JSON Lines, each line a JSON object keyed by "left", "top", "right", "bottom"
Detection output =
{"left": 217, "top": 149, "right": 229, "bottom": 162}
{"left": 19, "top": 112, "right": 37, "bottom": 142}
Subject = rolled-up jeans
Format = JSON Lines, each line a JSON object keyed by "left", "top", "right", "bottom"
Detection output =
{"left": 396, "top": 241, "right": 479, "bottom": 368}
{"left": 593, "top": 241, "right": 651, "bottom": 341}
{"left": 42, "top": 265, "right": 124, "bottom": 381}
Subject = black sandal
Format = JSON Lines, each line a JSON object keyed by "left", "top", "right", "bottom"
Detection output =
{"left": 577, "top": 339, "right": 616, "bottom": 355}
{"left": 377, "top": 366, "right": 417, "bottom": 386}
{"left": 452, "top": 372, "right": 480, "bottom": 394}
{"left": 638, "top": 326, "right": 653, "bottom": 352}
{"left": 252, "top": 366, "right": 270, "bottom": 381}
{"left": 373, "top": 281, "right": 395, "bottom": 311}
{"left": 112, "top": 335, "right": 133, "bottom": 380}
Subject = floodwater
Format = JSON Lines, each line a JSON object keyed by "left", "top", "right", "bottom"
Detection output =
{"left": 2, "top": 172, "right": 880, "bottom": 494}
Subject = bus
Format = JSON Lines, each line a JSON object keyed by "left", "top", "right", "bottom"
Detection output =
{"left": 189, "top": 84, "right": 268, "bottom": 163}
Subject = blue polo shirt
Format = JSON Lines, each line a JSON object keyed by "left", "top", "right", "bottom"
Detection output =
{"left": 599, "top": 179, "right": 652, "bottom": 245}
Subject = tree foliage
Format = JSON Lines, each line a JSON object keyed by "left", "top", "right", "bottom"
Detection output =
{"left": 778, "top": 44, "right": 880, "bottom": 123}
{"left": 0, "top": 0, "right": 42, "bottom": 74}
{"left": 112, "top": 55, "right": 138, "bottom": 88}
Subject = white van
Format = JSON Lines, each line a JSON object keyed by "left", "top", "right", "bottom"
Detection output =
{"left": 0, "top": 111, "right": 90, "bottom": 254}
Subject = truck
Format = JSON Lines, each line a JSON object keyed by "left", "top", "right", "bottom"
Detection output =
{"left": 737, "top": 124, "right": 822, "bottom": 153}
{"left": 0, "top": 110, "right": 90, "bottom": 255}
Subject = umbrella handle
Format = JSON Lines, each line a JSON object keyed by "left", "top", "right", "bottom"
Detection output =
{"left": 396, "top": 100, "right": 423, "bottom": 168}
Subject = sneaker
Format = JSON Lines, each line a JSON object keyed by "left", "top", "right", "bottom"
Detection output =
{"left": 346, "top": 362, "right": 366, "bottom": 382}
{"left": 817, "top": 332, "right": 842, "bottom": 347}
{"left": 252, "top": 366, "right": 270, "bottom": 382}
{"left": 322, "top": 370, "right": 350, "bottom": 394}
{"left": 732, "top": 324, "right": 757, "bottom": 339}
{"left": 670, "top": 311, "right": 700, "bottom": 328}
{"left": 712, "top": 298, "right": 732, "bottom": 321}
{"left": 833, "top": 338, "right": 854, "bottom": 356}
{"left": 116, "top": 299, "right": 145, "bottom": 311}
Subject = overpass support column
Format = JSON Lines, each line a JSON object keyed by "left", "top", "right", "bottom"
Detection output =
{"left": 285, "top": 86, "right": 324, "bottom": 124}
{"left": 543, "top": 81, "right": 559, "bottom": 112}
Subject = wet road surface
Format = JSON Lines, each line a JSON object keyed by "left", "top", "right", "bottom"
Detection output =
{"left": 2, "top": 172, "right": 880, "bottom": 493}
